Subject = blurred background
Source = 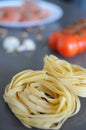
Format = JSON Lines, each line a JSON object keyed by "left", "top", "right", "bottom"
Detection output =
{"left": 0, "top": 0, "right": 86, "bottom": 10}
{"left": 62, "top": 0, "right": 86, "bottom": 10}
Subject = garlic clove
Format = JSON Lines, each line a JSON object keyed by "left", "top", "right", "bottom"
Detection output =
{"left": 17, "top": 39, "right": 36, "bottom": 52}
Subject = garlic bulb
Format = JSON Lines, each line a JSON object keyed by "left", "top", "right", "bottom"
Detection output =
{"left": 3, "top": 36, "right": 20, "bottom": 53}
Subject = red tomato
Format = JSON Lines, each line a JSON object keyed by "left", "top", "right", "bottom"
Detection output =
{"left": 56, "top": 35, "right": 78, "bottom": 57}
{"left": 74, "top": 34, "right": 86, "bottom": 54}
{"left": 48, "top": 32, "right": 62, "bottom": 51}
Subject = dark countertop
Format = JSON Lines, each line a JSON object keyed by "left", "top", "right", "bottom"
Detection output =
{"left": 0, "top": 0, "right": 86, "bottom": 130}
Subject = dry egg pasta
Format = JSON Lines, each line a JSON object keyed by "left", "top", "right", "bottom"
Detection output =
{"left": 4, "top": 55, "right": 86, "bottom": 130}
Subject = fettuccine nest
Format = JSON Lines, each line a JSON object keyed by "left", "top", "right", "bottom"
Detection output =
{"left": 3, "top": 55, "right": 86, "bottom": 130}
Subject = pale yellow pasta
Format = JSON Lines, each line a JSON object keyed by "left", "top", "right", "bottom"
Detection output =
{"left": 4, "top": 54, "right": 86, "bottom": 130}
{"left": 44, "top": 55, "right": 86, "bottom": 97}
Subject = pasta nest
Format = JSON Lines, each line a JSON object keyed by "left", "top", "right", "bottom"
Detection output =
{"left": 44, "top": 55, "right": 86, "bottom": 97}
{"left": 4, "top": 55, "right": 86, "bottom": 130}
